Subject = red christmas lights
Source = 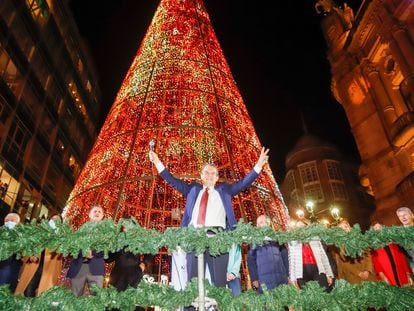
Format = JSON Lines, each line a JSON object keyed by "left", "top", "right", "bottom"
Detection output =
{"left": 63, "top": 0, "right": 289, "bottom": 232}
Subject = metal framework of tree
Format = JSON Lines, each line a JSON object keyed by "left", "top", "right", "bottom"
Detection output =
{"left": 63, "top": 0, "right": 289, "bottom": 235}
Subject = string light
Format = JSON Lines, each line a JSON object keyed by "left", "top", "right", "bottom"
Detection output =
{"left": 62, "top": 0, "right": 289, "bottom": 283}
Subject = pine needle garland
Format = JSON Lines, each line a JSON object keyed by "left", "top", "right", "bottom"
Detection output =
{"left": 1, "top": 219, "right": 414, "bottom": 310}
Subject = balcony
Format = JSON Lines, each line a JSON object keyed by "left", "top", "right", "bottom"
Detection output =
{"left": 390, "top": 111, "right": 414, "bottom": 147}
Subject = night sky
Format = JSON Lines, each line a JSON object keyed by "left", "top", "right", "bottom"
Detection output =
{"left": 69, "top": 0, "right": 361, "bottom": 182}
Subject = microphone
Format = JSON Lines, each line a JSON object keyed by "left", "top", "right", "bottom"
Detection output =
{"left": 149, "top": 139, "right": 155, "bottom": 152}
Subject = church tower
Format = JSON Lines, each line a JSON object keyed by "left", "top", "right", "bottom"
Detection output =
{"left": 316, "top": 0, "right": 414, "bottom": 223}
{"left": 63, "top": 0, "right": 289, "bottom": 230}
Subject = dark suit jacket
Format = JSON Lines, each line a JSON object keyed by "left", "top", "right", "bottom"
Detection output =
{"left": 160, "top": 167, "right": 259, "bottom": 229}
{"left": 66, "top": 250, "right": 104, "bottom": 278}
{"left": 107, "top": 248, "right": 144, "bottom": 291}
{"left": 0, "top": 255, "right": 21, "bottom": 292}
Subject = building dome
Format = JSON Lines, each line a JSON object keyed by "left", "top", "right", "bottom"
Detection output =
{"left": 285, "top": 134, "right": 340, "bottom": 169}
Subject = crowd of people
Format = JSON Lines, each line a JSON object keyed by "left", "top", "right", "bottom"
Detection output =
{"left": 0, "top": 206, "right": 147, "bottom": 307}
{"left": 0, "top": 148, "right": 413, "bottom": 309}
{"left": 1, "top": 205, "right": 412, "bottom": 305}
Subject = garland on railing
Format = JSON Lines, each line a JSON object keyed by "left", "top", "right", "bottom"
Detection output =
{"left": 1, "top": 279, "right": 413, "bottom": 311}
{"left": 1, "top": 219, "right": 414, "bottom": 310}
{"left": 1, "top": 218, "right": 414, "bottom": 260}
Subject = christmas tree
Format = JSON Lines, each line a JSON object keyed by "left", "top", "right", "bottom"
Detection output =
{"left": 63, "top": 0, "right": 289, "bottom": 234}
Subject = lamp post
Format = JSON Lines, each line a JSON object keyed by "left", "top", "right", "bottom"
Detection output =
{"left": 305, "top": 200, "right": 317, "bottom": 223}
{"left": 302, "top": 200, "right": 342, "bottom": 225}
{"left": 330, "top": 206, "right": 341, "bottom": 225}
{"left": 295, "top": 209, "right": 305, "bottom": 219}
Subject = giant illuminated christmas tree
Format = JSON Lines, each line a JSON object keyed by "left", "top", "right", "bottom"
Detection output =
{"left": 63, "top": 0, "right": 289, "bottom": 232}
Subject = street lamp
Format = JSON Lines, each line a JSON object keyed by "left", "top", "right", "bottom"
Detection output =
{"left": 330, "top": 206, "right": 341, "bottom": 225}
{"left": 302, "top": 200, "right": 342, "bottom": 225}
{"left": 295, "top": 209, "right": 305, "bottom": 219}
{"left": 305, "top": 200, "right": 317, "bottom": 223}
{"left": 305, "top": 201, "right": 314, "bottom": 213}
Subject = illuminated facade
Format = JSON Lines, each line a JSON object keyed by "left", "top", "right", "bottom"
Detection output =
{"left": 281, "top": 134, "right": 375, "bottom": 229}
{"left": 315, "top": 0, "right": 414, "bottom": 224}
{"left": 0, "top": 0, "right": 101, "bottom": 221}
{"left": 62, "top": 0, "right": 289, "bottom": 232}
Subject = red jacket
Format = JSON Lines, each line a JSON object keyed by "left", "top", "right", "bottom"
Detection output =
{"left": 371, "top": 243, "right": 411, "bottom": 286}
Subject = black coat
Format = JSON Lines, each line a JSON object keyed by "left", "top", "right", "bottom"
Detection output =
{"left": 108, "top": 249, "right": 144, "bottom": 291}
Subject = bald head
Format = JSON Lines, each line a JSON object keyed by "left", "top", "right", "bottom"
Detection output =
{"left": 256, "top": 215, "right": 271, "bottom": 227}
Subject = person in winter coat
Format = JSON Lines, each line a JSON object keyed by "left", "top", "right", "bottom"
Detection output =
{"left": 370, "top": 222, "right": 412, "bottom": 286}
{"left": 247, "top": 215, "right": 289, "bottom": 292}
{"left": 15, "top": 215, "right": 63, "bottom": 296}
{"left": 288, "top": 220, "right": 334, "bottom": 290}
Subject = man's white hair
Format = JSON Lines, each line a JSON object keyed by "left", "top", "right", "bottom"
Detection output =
{"left": 396, "top": 207, "right": 413, "bottom": 215}
{"left": 5, "top": 212, "right": 20, "bottom": 223}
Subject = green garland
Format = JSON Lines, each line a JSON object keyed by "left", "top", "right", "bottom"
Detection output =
{"left": 1, "top": 219, "right": 414, "bottom": 310}
{"left": 1, "top": 218, "right": 414, "bottom": 260}
{"left": 1, "top": 279, "right": 413, "bottom": 310}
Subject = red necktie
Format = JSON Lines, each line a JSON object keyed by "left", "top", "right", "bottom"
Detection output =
{"left": 197, "top": 189, "right": 209, "bottom": 225}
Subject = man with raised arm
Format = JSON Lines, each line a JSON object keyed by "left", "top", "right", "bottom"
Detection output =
{"left": 149, "top": 147, "right": 269, "bottom": 287}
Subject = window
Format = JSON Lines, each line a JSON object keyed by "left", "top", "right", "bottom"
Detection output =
{"left": 19, "top": 186, "right": 36, "bottom": 221}
{"left": 10, "top": 18, "right": 35, "bottom": 57}
{"left": 68, "top": 154, "right": 81, "bottom": 176}
{"left": 0, "top": 46, "right": 24, "bottom": 98}
{"left": 4, "top": 119, "right": 30, "bottom": 166}
{"left": 0, "top": 165, "right": 20, "bottom": 207}
{"left": 331, "top": 182, "right": 348, "bottom": 201}
{"left": 0, "top": 97, "right": 12, "bottom": 123}
{"left": 326, "top": 160, "right": 343, "bottom": 181}
{"left": 31, "top": 49, "right": 50, "bottom": 89}
{"left": 304, "top": 183, "right": 324, "bottom": 202}
{"left": 299, "top": 161, "right": 319, "bottom": 184}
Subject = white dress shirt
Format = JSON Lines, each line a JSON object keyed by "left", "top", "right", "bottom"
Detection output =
{"left": 190, "top": 187, "right": 226, "bottom": 229}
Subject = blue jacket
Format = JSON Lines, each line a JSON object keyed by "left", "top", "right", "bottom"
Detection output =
{"left": 247, "top": 241, "right": 289, "bottom": 291}
{"left": 159, "top": 168, "right": 259, "bottom": 229}
{"left": 0, "top": 255, "right": 21, "bottom": 292}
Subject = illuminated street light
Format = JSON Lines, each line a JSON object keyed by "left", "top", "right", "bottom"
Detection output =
{"left": 305, "top": 200, "right": 317, "bottom": 223}
{"left": 305, "top": 201, "right": 315, "bottom": 213}
{"left": 330, "top": 206, "right": 340, "bottom": 220}
{"left": 300, "top": 200, "right": 343, "bottom": 225}
{"left": 296, "top": 209, "right": 305, "bottom": 219}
